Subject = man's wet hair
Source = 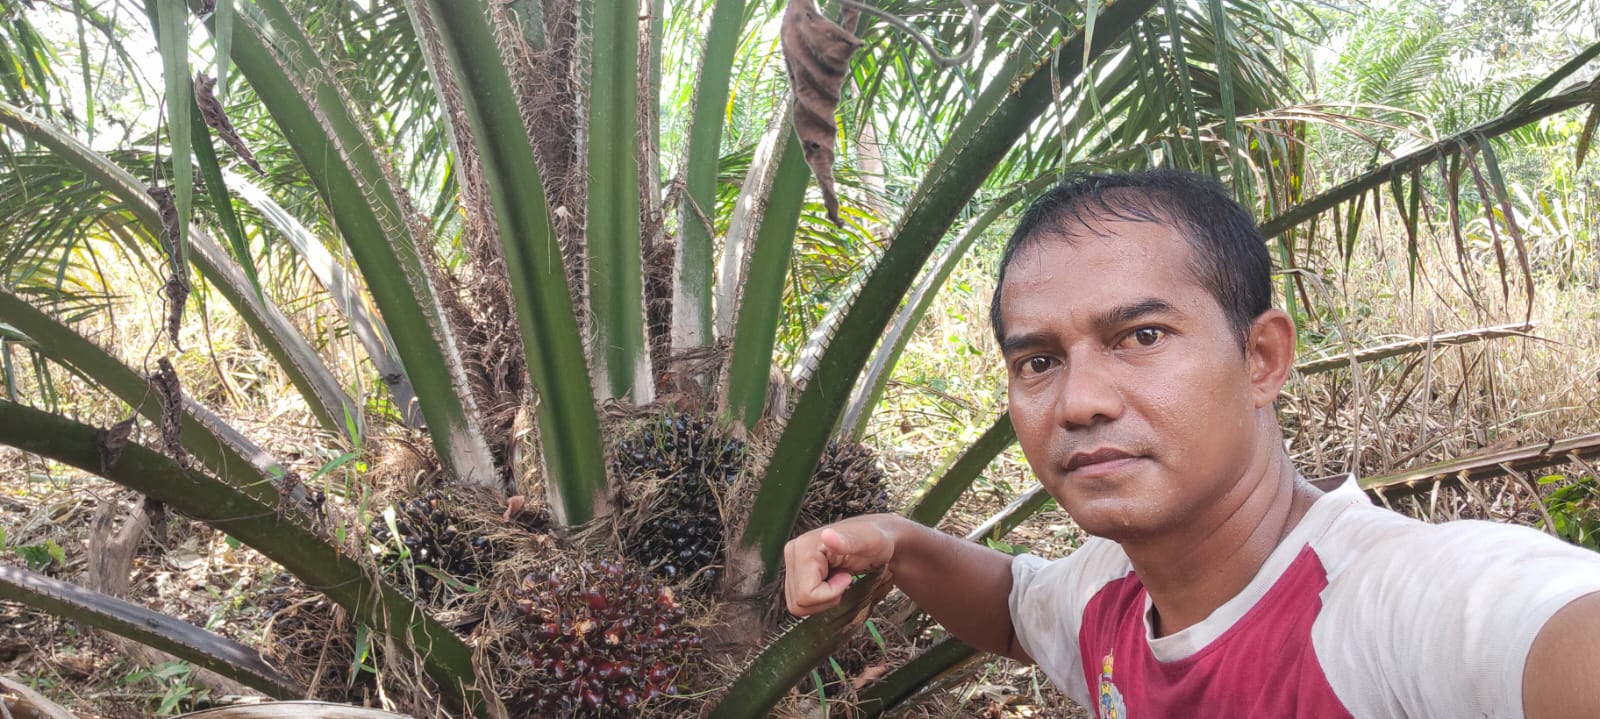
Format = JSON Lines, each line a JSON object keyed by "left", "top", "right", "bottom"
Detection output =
{"left": 989, "top": 169, "right": 1273, "bottom": 350}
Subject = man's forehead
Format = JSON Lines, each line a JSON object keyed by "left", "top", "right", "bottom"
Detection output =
{"left": 1005, "top": 221, "right": 1193, "bottom": 285}
{"left": 999, "top": 225, "right": 1206, "bottom": 327}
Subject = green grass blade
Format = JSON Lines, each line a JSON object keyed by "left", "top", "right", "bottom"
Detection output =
{"left": 723, "top": 134, "right": 808, "bottom": 430}
{"left": 0, "top": 102, "right": 358, "bottom": 439}
{"left": 205, "top": 0, "right": 497, "bottom": 484}
{"left": 0, "top": 565, "right": 298, "bottom": 699}
{"left": 1163, "top": 0, "right": 1203, "bottom": 171}
{"left": 673, "top": 0, "right": 750, "bottom": 357}
{"left": 733, "top": 0, "right": 1162, "bottom": 589}
{"left": 412, "top": 0, "right": 608, "bottom": 523}
{"left": 0, "top": 400, "right": 486, "bottom": 717}
{"left": 587, "top": 0, "right": 649, "bottom": 400}
{"left": 904, "top": 413, "right": 1017, "bottom": 526}
{"left": 72, "top": 4, "right": 95, "bottom": 140}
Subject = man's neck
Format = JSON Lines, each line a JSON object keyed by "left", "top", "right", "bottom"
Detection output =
{"left": 1123, "top": 453, "right": 1317, "bottom": 637}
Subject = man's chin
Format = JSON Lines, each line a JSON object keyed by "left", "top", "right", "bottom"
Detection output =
{"left": 1057, "top": 494, "right": 1169, "bottom": 542}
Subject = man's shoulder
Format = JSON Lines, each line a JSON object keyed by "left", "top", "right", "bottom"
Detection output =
{"left": 1315, "top": 496, "right": 1600, "bottom": 586}
{"left": 1013, "top": 537, "right": 1133, "bottom": 601}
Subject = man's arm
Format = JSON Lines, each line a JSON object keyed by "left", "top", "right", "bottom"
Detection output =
{"left": 783, "top": 514, "right": 1032, "bottom": 662}
{"left": 1522, "top": 591, "right": 1600, "bottom": 719}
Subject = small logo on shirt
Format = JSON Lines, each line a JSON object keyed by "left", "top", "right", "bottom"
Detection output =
{"left": 1098, "top": 649, "right": 1128, "bottom": 719}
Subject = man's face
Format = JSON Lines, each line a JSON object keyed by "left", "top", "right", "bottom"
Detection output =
{"left": 998, "top": 217, "right": 1266, "bottom": 542}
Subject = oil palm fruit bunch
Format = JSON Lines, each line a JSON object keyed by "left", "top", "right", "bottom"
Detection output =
{"left": 615, "top": 412, "right": 746, "bottom": 589}
{"left": 509, "top": 558, "right": 700, "bottom": 716}
{"left": 367, "top": 489, "right": 491, "bottom": 601}
{"left": 797, "top": 440, "right": 892, "bottom": 533}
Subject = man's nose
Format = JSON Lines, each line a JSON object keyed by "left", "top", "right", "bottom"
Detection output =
{"left": 1051, "top": 354, "right": 1123, "bottom": 429}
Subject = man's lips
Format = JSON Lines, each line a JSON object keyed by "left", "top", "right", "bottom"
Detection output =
{"left": 1063, "top": 448, "right": 1140, "bottom": 474}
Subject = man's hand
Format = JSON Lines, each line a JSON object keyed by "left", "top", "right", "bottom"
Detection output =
{"left": 783, "top": 513, "right": 1032, "bottom": 662}
{"left": 784, "top": 515, "right": 898, "bottom": 616}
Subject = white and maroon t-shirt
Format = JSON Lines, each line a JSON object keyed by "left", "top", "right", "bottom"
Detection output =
{"left": 1009, "top": 476, "right": 1600, "bottom": 718}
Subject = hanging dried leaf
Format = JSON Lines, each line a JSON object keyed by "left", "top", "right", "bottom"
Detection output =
{"left": 781, "top": 0, "right": 862, "bottom": 226}
{"left": 95, "top": 415, "right": 138, "bottom": 472}
{"left": 194, "top": 72, "right": 265, "bottom": 176}
{"left": 148, "top": 183, "right": 190, "bottom": 347}
{"left": 151, "top": 357, "right": 192, "bottom": 472}
{"left": 163, "top": 272, "right": 190, "bottom": 350}
{"left": 1576, "top": 102, "right": 1599, "bottom": 170}
{"left": 148, "top": 184, "right": 182, "bottom": 250}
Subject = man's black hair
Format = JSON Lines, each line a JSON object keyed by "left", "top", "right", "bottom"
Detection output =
{"left": 989, "top": 169, "right": 1273, "bottom": 350}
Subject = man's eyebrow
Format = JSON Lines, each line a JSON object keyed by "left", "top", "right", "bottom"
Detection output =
{"left": 999, "top": 331, "right": 1053, "bottom": 357}
{"left": 1091, "top": 298, "right": 1180, "bottom": 332}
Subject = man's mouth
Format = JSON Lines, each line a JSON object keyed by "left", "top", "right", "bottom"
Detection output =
{"left": 1063, "top": 447, "right": 1141, "bottom": 476}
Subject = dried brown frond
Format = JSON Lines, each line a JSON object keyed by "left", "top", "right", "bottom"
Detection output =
{"left": 644, "top": 231, "right": 675, "bottom": 386}
{"left": 151, "top": 357, "right": 190, "bottom": 472}
{"left": 94, "top": 415, "right": 136, "bottom": 473}
{"left": 193, "top": 72, "right": 264, "bottom": 175}
{"left": 781, "top": 0, "right": 863, "bottom": 226}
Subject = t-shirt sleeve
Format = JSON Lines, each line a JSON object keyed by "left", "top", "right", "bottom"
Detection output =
{"left": 1321, "top": 520, "right": 1600, "bottom": 719}
{"left": 1009, "top": 540, "right": 1128, "bottom": 707}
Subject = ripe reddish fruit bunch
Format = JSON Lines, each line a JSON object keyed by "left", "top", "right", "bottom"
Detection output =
{"left": 509, "top": 558, "right": 701, "bottom": 716}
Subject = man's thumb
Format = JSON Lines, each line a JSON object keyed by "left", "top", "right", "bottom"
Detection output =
{"left": 819, "top": 527, "right": 861, "bottom": 562}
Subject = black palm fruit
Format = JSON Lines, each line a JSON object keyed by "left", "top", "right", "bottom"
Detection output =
{"left": 368, "top": 489, "right": 493, "bottom": 601}
{"left": 509, "top": 558, "right": 700, "bottom": 717}
{"left": 615, "top": 412, "right": 745, "bottom": 590}
{"left": 796, "top": 440, "right": 891, "bottom": 534}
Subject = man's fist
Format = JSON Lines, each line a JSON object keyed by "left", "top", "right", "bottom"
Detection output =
{"left": 783, "top": 515, "right": 903, "bottom": 616}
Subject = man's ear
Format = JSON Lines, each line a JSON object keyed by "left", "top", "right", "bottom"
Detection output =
{"left": 1246, "top": 309, "right": 1296, "bottom": 408}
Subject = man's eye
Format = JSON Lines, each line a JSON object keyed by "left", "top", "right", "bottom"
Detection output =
{"left": 1124, "top": 327, "right": 1164, "bottom": 348}
{"left": 1021, "top": 356, "right": 1055, "bottom": 375}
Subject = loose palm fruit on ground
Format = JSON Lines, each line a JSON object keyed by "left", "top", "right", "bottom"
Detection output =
{"left": 508, "top": 558, "right": 700, "bottom": 717}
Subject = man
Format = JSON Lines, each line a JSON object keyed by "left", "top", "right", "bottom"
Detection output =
{"left": 784, "top": 170, "right": 1600, "bottom": 718}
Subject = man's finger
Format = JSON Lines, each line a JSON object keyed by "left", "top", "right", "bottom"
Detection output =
{"left": 785, "top": 534, "right": 837, "bottom": 615}
{"left": 794, "top": 575, "right": 847, "bottom": 615}
{"left": 819, "top": 527, "right": 853, "bottom": 561}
